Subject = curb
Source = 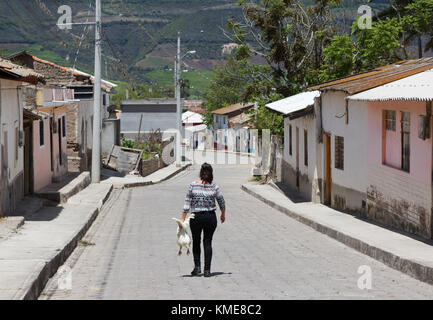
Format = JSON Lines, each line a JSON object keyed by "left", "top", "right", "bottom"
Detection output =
{"left": 17, "top": 163, "right": 189, "bottom": 300}
{"left": 121, "top": 163, "right": 192, "bottom": 189}
{"left": 157, "top": 163, "right": 192, "bottom": 183}
{"left": 17, "top": 185, "right": 114, "bottom": 300}
{"left": 241, "top": 184, "right": 433, "bottom": 286}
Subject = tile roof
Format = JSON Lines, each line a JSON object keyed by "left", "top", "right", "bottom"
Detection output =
{"left": 23, "top": 106, "right": 50, "bottom": 120}
{"left": 0, "top": 57, "right": 44, "bottom": 84}
{"left": 8, "top": 51, "right": 116, "bottom": 91}
{"left": 229, "top": 112, "right": 253, "bottom": 126}
{"left": 212, "top": 102, "right": 255, "bottom": 115}
{"left": 309, "top": 58, "right": 433, "bottom": 95}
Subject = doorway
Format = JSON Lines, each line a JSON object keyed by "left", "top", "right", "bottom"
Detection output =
{"left": 324, "top": 133, "right": 332, "bottom": 205}
{"left": 58, "top": 117, "right": 62, "bottom": 166}
{"left": 23, "top": 122, "right": 33, "bottom": 195}
{"left": 296, "top": 127, "right": 299, "bottom": 189}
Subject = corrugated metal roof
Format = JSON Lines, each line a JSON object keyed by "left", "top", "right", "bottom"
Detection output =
{"left": 185, "top": 124, "right": 207, "bottom": 133}
{"left": 212, "top": 102, "right": 255, "bottom": 115}
{"left": 348, "top": 69, "right": 433, "bottom": 101}
{"left": 182, "top": 111, "right": 203, "bottom": 124}
{"left": 121, "top": 98, "right": 178, "bottom": 106}
{"left": 0, "top": 57, "right": 44, "bottom": 84}
{"left": 265, "top": 91, "right": 320, "bottom": 116}
{"left": 309, "top": 58, "right": 433, "bottom": 95}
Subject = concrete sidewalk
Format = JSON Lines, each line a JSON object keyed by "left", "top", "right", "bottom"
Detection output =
{"left": 242, "top": 182, "right": 433, "bottom": 286}
{"left": 101, "top": 162, "right": 192, "bottom": 189}
{"left": 0, "top": 163, "right": 191, "bottom": 300}
{"left": 0, "top": 183, "right": 113, "bottom": 300}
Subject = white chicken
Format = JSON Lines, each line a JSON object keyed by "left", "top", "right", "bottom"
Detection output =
{"left": 172, "top": 215, "right": 194, "bottom": 256}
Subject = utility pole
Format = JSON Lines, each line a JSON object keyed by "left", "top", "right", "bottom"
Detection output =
{"left": 91, "top": 0, "right": 102, "bottom": 183}
{"left": 175, "top": 32, "right": 182, "bottom": 167}
{"left": 57, "top": 1, "right": 102, "bottom": 182}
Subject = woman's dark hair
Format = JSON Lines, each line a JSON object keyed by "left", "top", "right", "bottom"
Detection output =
{"left": 200, "top": 163, "right": 214, "bottom": 184}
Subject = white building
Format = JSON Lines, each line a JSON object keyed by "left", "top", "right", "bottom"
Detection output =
{"left": 0, "top": 58, "right": 44, "bottom": 216}
{"left": 266, "top": 91, "right": 321, "bottom": 202}
{"left": 268, "top": 58, "right": 433, "bottom": 221}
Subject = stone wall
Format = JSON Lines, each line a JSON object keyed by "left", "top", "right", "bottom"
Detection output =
{"left": 33, "top": 61, "right": 91, "bottom": 87}
{"left": 366, "top": 165, "right": 432, "bottom": 238}
{"left": 140, "top": 155, "right": 166, "bottom": 177}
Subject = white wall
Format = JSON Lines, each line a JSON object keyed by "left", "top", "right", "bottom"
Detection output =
{"left": 0, "top": 79, "right": 24, "bottom": 184}
{"left": 284, "top": 114, "right": 316, "bottom": 181}
{"left": 321, "top": 91, "right": 368, "bottom": 195}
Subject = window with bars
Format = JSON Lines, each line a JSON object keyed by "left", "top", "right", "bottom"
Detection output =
{"left": 304, "top": 129, "right": 308, "bottom": 167}
{"left": 39, "top": 120, "right": 44, "bottom": 147}
{"left": 289, "top": 125, "right": 292, "bottom": 156}
{"left": 401, "top": 112, "right": 410, "bottom": 172}
{"left": 335, "top": 136, "right": 344, "bottom": 170}
{"left": 15, "top": 126, "right": 19, "bottom": 166}
{"left": 385, "top": 110, "right": 396, "bottom": 131}
{"left": 62, "top": 115, "right": 66, "bottom": 138}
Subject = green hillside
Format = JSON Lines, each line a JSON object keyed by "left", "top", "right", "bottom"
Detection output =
{"left": 0, "top": 0, "right": 389, "bottom": 98}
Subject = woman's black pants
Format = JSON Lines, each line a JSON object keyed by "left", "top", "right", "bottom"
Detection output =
{"left": 190, "top": 211, "right": 217, "bottom": 271}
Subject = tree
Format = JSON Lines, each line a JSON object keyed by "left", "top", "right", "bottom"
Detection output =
{"left": 203, "top": 57, "right": 251, "bottom": 127}
{"left": 320, "top": 18, "right": 402, "bottom": 81}
{"left": 319, "top": 34, "right": 354, "bottom": 82}
{"left": 402, "top": 0, "right": 433, "bottom": 53}
{"left": 180, "top": 79, "right": 191, "bottom": 99}
{"left": 354, "top": 18, "right": 402, "bottom": 71}
{"left": 225, "top": 0, "right": 341, "bottom": 96}
{"left": 246, "top": 96, "right": 285, "bottom": 137}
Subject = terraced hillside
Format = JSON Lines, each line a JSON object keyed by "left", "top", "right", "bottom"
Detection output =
{"left": 0, "top": 0, "right": 389, "bottom": 97}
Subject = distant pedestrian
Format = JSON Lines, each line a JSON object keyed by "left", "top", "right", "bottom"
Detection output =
{"left": 181, "top": 163, "right": 226, "bottom": 277}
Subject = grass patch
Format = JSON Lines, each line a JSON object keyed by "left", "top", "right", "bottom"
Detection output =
{"left": 78, "top": 240, "right": 96, "bottom": 247}
{"left": 144, "top": 69, "right": 214, "bottom": 99}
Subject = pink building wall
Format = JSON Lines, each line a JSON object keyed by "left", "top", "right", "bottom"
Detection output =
{"left": 39, "top": 106, "right": 68, "bottom": 182}
{"left": 367, "top": 100, "right": 432, "bottom": 184}
{"left": 32, "top": 118, "right": 52, "bottom": 192}
{"left": 32, "top": 106, "right": 69, "bottom": 192}
{"left": 53, "top": 107, "right": 68, "bottom": 180}
{"left": 366, "top": 100, "right": 432, "bottom": 238}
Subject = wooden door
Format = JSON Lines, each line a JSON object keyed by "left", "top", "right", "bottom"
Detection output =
{"left": 296, "top": 127, "right": 299, "bottom": 189}
{"left": 23, "top": 124, "right": 32, "bottom": 195}
{"left": 325, "top": 133, "right": 332, "bottom": 205}
{"left": 58, "top": 118, "right": 62, "bottom": 166}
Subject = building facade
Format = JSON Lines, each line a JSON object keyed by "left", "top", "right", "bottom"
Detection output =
{"left": 9, "top": 51, "right": 117, "bottom": 173}
{"left": 269, "top": 58, "right": 433, "bottom": 239}
{"left": 0, "top": 58, "right": 44, "bottom": 216}
{"left": 120, "top": 98, "right": 179, "bottom": 141}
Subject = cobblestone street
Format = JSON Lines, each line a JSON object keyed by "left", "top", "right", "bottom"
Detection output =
{"left": 40, "top": 159, "right": 433, "bottom": 300}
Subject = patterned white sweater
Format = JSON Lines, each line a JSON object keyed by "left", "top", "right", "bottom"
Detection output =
{"left": 183, "top": 181, "right": 226, "bottom": 213}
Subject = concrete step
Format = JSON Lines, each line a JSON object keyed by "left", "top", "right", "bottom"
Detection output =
{"left": 35, "top": 172, "right": 91, "bottom": 204}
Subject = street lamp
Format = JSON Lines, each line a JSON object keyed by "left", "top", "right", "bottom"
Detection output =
{"left": 175, "top": 33, "right": 196, "bottom": 167}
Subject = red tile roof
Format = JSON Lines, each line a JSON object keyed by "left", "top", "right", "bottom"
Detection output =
{"left": 0, "top": 57, "right": 44, "bottom": 84}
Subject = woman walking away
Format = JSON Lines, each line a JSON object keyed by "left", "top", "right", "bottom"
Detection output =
{"left": 181, "top": 163, "right": 226, "bottom": 277}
